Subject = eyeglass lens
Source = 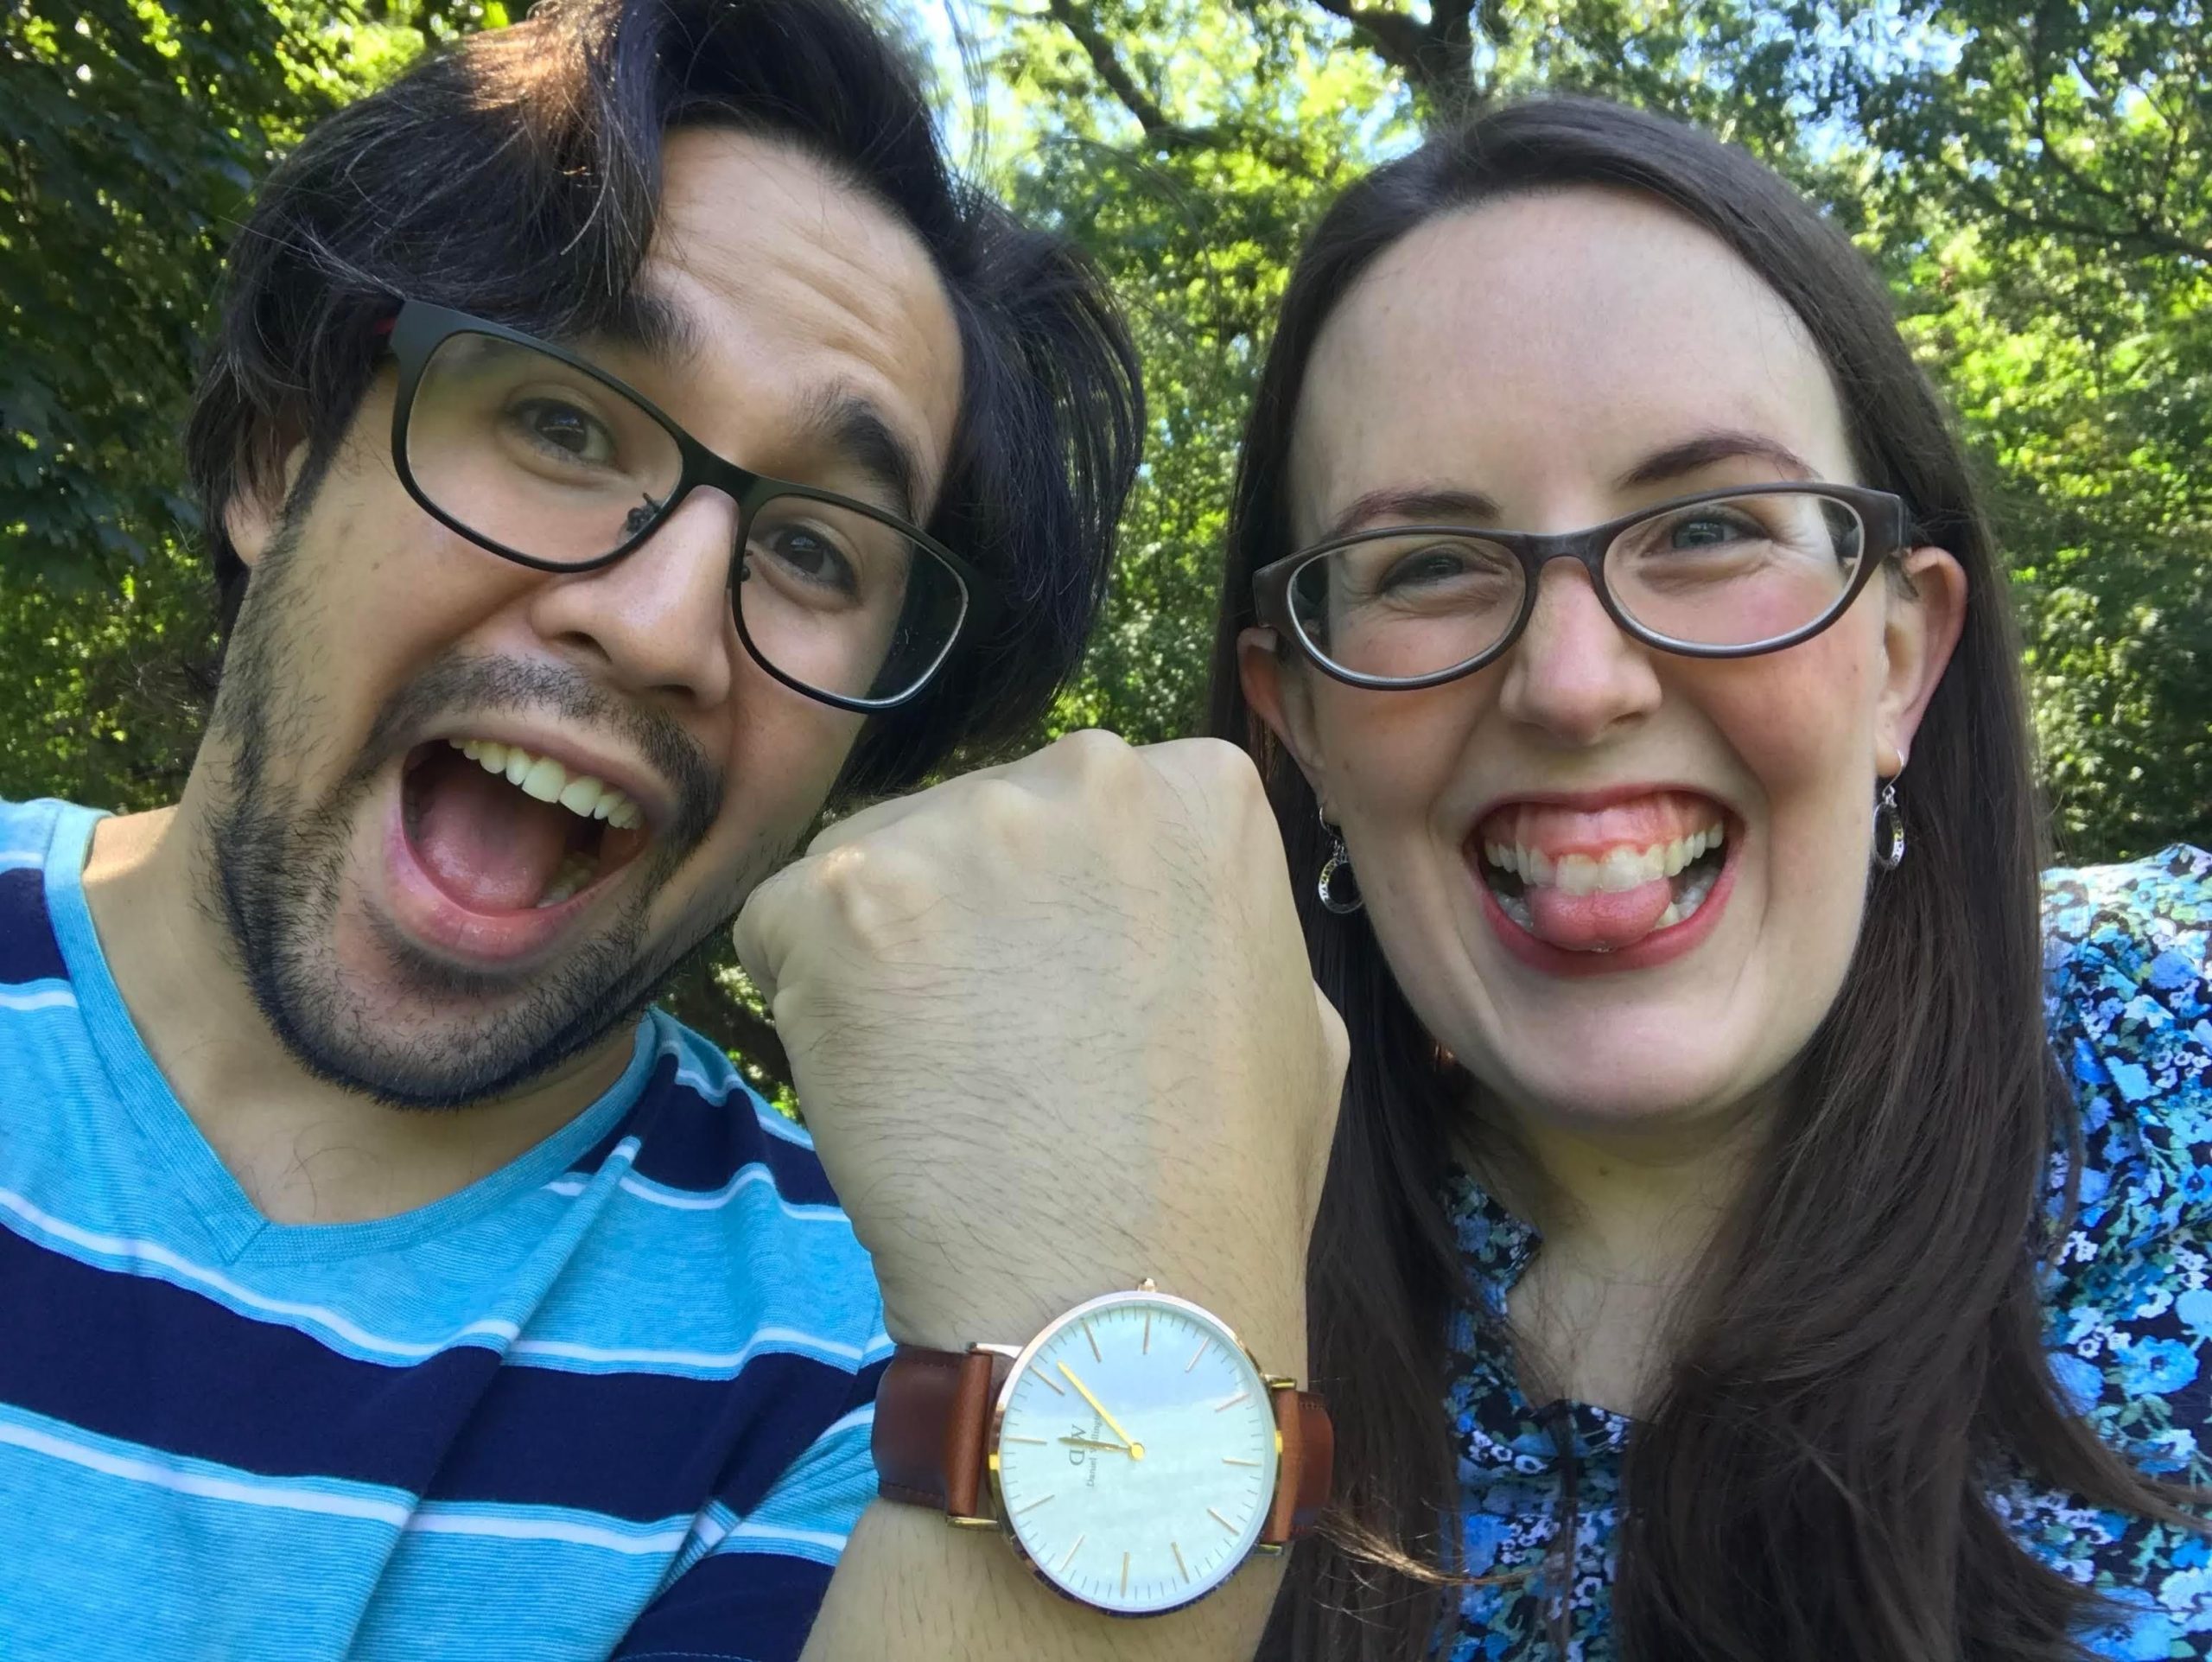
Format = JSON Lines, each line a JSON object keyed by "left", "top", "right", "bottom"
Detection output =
{"left": 1286, "top": 491, "right": 1867, "bottom": 681}
{"left": 404, "top": 328, "right": 969, "bottom": 706}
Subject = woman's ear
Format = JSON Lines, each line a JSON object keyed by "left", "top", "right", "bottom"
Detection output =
{"left": 1876, "top": 545, "right": 1968, "bottom": 775}
{"left": 223, "top": 440, "right": 310, "bottom": 570}
{"left": 1240, "top": 627, "right": 1332, "bottom": 810}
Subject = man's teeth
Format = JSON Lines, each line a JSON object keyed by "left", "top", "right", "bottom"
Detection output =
{"left": 445, "top": 738, "right": 644, "bottom": 830}
{"left": 534, "top": 852, "right": 598, "bottom": 909}
{"left": 1481, "top": 825, "right": 1726, "bottom": 891}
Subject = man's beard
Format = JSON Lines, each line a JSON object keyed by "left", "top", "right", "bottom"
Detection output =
{"left": 200, "top": 527, "right": 738, "bottom": 1111}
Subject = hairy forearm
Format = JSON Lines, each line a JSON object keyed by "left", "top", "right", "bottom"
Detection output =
{"left": 802, "top": 1502, "right": 1283, "bottom": 1660}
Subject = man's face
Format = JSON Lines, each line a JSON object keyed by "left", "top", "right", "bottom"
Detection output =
{"left": 208, "top": 128, "right": 964, "bottom": 1107}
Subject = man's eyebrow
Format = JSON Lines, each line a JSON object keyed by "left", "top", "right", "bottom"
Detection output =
{"left": 1615, "top": 430, "right": 1816, "bottom": 490}
{"left": 594, "top": 285, "right": 704, "bottom": 367}
{"left": 1319, "top": 486, "right": 1501, "bottom": 542}
{"left": 797, "top": 386, "right": 926, "bottom": 524}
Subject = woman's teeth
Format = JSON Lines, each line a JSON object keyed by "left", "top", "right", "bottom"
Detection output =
{"left": 1482, "top": 823, "right": 1728, "bottom": 938}
{"left": 1482, "top": 825, "right": 1724, "bottom": 892}
{"left": 445, "top": 738, "right": 644, "bottom": 830}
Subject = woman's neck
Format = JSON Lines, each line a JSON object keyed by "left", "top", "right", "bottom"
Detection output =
{"left": 1462, "top": 1086, "right": 1775, "bottom": 1415}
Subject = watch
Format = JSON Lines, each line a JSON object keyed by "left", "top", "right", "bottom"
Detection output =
{"left": 872, "top": 1279, "right": 1333, "bottom": 1617}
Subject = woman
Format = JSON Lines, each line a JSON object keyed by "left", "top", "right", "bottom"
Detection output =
{"left": 1211, "top": 99, "right": 2211, "bottom": 1660}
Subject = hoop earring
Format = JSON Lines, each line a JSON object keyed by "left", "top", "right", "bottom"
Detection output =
{"left": 1317, "top": 812, "right": 1364, "bottom": 915}
{"left": 1872, "top": 779, "right": 1906, "bottom": 872}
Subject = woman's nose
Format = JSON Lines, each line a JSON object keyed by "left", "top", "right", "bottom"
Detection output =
{"left": 1493, "top": 558, "right": 1664, "bottom": 746}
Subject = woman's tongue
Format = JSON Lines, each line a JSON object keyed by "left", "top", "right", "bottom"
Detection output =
{"left": 1525, "top": 880, "right": 1672, "bottom": 952}
{"left": 413, "top": 761, "right": 573, "bottom": 913}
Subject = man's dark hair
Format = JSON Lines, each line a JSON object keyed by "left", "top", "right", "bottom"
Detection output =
{"left": 185, "top": 0, "right": 1141, "bottom": 796}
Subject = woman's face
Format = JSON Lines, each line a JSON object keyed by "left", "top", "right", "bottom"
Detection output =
{"left": 1243, "top": 188, "right": 1965, "bottom": 1134}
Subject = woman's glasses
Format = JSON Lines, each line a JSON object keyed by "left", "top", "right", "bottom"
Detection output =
{"left": 386, "top": 301, "right": 991, "bottom": 713}
{"left": 1252, "top": 483, "right": 1910, "bottom": 690}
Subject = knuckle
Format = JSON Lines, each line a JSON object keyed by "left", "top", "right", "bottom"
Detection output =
{"left": 1167, "top": 736, "right": 1268, "bottom": 812}
{"left": 1052, "top": 726, "right": 1136, "bottom": 780}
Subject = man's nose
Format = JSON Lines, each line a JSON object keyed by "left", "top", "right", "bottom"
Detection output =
{"left": 525, "top": 491, "right": 741, "bottom": 710}
{"left": 1493, "top": 558, "right": 1664, "bottom": 745}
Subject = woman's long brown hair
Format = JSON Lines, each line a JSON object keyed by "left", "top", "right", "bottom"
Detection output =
{"left": 1207, "top": 98, "right": 2196, "bottom": 1661}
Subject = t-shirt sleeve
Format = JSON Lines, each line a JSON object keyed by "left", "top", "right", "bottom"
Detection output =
{"left": 611, "top": 1367, "right": 884, "bottom": 1662}
{"left": 2039, "top": 844, "right": 2212, "bottom": 1475}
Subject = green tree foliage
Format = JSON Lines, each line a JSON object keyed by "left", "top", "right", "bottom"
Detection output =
{"left": 1842, "top": 0, "right": 2209, "bottom": 856}
{"left": 0, "top": 0, "right": 494, "bottom": 807}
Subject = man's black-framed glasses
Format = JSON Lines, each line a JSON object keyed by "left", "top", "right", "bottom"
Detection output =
{"left": 387, "top": 301, "right": 989, "bottom": 713}
{"left": 1252, "top": 482, "right": 1910, "bottom": 691}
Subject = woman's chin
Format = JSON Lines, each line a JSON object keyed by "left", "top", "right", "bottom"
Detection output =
{"left": 1461, "top": 1018, "right": 1770, "bottom": 1138}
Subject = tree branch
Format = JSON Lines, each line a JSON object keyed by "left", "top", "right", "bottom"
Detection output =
{"left": 1942, "top": 158, "right": 2212, "bottom": 264}
{"left": 1290, "top": 0, "right": 1479, "bottom": 119}
{"left": 1297, "top": 0, "right": 1429, "bottom": 71}
{"left": 1041, "top": 0, "right": 1204, "bottom": 148}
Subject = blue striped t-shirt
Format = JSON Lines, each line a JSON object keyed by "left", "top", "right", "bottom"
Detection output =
{"left": 0, "top": 797, "right": 888, "bottom": 1661}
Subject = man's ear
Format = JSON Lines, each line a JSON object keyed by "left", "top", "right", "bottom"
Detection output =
{"left": 1239, "top": 627, "right": 1332, "bottom": 812}
{"left": 1876, "top": 545, "right": 1968, "bottom": 776}
{"left": 223, "top": 440, "right": 310, "bottom": 570}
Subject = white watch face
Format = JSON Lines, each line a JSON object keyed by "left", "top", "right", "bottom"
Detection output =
{"left": 992, "top": 1291, "right": 1281, "bottom": 1615}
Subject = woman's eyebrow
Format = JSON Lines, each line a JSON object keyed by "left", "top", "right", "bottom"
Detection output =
{"left": 1615, "top": 430, "right": 1816, "bottom": 490}
{"left": 1322, "top": 485, "right": 1502, "bottom": 540}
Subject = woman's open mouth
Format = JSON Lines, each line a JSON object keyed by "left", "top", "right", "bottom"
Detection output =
{"left": 1470, "top": 788, "right": 1736, "bottom": 961}
{"left": 389, "top": 737, "right": 654, "bottom": 955}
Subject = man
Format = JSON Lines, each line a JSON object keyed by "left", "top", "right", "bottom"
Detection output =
{"left": 0, "top": 0, "right": 1344, "bottom": 1658}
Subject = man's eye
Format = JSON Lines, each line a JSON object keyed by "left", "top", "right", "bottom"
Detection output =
{"left": 512, "top": 398, "right": 615, "bottom": 464}
{"left": 764, "top": 526, "right": 858, "bottom": 592}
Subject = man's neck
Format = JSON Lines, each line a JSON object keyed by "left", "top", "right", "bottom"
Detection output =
{"left": 79, "top": 787, "right": 634, "bottom": 1225}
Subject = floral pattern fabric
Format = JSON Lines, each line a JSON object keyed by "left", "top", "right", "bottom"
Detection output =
{"left": 1442, "top": 844, "right": 2212, "bottom": 1660}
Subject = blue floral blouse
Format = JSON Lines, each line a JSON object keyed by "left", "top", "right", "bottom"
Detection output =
{"left": 1443, "top": 844, "right": 2212, "bottom": 1660}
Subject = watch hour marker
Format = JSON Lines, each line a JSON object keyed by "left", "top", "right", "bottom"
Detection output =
{"left": 1085, "top": 1321, "right": 1102, "bottom": 1362}
{"left": 1013, "top": 1493, "right": 1054, "bottom": 1515}
{"left": 1036, "top": 1368, "right": 1066, "bottom": 1396}
{"left": 1224, "top": 1456, "right": 1259, "bottom": 1467}
{"left": 1172, "top": 1541, "right": 1190, "bottom": 1582}
{"left": 1143, "top": 1310, "right": 1151, "bottom": 1353}
{"left": 1005, "top": 1436, "right": 1047, "bottom": 1445}
{"left": 1208, "top": 1506, "right": 1237, "bottom": 1532}
{"left": 1185, "top": 1337, "right": 1211, "bottom": 1372}
{"left": 1121, "top": 1551, "right": 1129, "bottom": 1596}
{"left": 1213, "top": 1388, "right": 1249, "bottom": 1411}
{"left": 1058, "top": 1534, "right": 1084, "bottom": 1574}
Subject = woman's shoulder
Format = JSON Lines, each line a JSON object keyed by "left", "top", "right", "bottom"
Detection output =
{"left": 2042, "top": 843, "right": 2212, "bottom": 1232}
{"left": 2037, "top": 846, "right": 2212, "bottom": 1490}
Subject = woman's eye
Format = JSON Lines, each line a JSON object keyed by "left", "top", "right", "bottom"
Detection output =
{"left": 1667, "top": 513, "right": 1757, "bottom": 549}
{"left": 1382, "top": 547, "right": 1476, "bottom": 589}
{"left": 511, "top": 398, "right": 616, "bottom": 465}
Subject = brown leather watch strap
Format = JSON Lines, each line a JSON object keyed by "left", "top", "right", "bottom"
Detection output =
{"left": 874, "top": 1346, "right": 1001, "bottom": 1519}
{"left": 874, "top": 1343, "right": 1335, "bottom": 1541}
{"left": 1261, "top": 1385, "right": 1335, "bottom": 1544}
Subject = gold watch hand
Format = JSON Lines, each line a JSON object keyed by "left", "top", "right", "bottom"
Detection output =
{"left": 1055, "top": 1362, "right": 1146, "bottom": 1459}
{"left": 1058, "top": 1436, "right": 1136, "bottom": 1455}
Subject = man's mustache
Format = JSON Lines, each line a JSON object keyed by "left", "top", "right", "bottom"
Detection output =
{"left": 341, "top": 653, "right": 725, "bottom": 857}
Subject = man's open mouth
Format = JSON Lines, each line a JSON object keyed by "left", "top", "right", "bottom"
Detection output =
{"left": 400, "top": 737, "right": 653, "bottom": 915}
{"left": 1472, "top": 789, "right": 1732, "bottom": 953}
